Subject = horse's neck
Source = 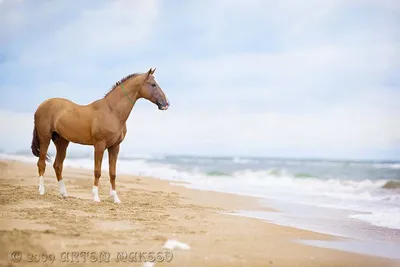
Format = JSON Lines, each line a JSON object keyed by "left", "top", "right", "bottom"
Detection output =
{"left": 104, "top": 82, "right": 139, "bottom": 124}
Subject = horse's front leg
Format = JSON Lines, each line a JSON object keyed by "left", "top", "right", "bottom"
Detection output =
{"left": 108, "top": 144, "right": 121, "bottom": 204}
{"left": 92, "top": 142, "right": 106, "bottom": 202}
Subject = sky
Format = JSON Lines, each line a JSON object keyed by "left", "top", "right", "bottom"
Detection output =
{"left": 0, "top": 0, "right": 399, "bottom": 160}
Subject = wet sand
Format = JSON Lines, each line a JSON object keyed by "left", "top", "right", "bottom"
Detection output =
{"left": 0, "top": 159, "right": 399, "bottom": 267}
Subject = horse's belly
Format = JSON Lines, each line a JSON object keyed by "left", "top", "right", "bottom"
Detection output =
{"left": 55, "top": 115, "right": 93, "bottom": 145}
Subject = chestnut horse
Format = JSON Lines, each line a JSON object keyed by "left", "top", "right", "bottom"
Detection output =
{"left": 30, "top": 68, "right": 169, "bottom": 203}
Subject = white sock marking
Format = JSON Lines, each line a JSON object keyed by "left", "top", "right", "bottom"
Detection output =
{"left": 58, "top": 180, "right": 68, "bottom": 197}
{"left": 110, "top": 183, "right": 121, "bottom": 203}
{"left": 92, "top": 186, "right": 100, "bottom": 202}
{"left": 110, "top": 189, "right": 121, "bottom": 204}
{"left": 38, "top": 176, "right": 45, "bottom": 195}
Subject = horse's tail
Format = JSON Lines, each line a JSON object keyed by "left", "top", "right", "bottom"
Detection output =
{"left": 31, "top": 121, "right": 51, "bottom": 162}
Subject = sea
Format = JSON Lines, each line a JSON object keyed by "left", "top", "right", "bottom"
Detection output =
{"left": 1, "top": 151, "right": 400, "bottom": 259}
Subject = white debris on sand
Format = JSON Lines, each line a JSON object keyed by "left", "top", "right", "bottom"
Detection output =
{"left": 142, "top": 239, "right": 190, "bottom": 267}
{"left": 162, "top": 239, "right": 191, "bottom": 251}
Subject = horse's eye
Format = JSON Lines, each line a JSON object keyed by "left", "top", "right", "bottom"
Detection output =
{"left": 151, "top": 83, "right": 156, "bottom": 87}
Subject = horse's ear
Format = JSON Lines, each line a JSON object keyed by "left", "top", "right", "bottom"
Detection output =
{"left": 145, "top": 68, "right": 152, "bottom": 80}
{"left": 151, "top": 68, "right": 156, "bottom": 75}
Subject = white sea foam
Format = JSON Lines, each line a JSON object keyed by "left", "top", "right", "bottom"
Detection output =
{"left": 232, "top": 156, "right": 258, "bottom": 164}
{"left": 349, "top": 208, "right": 400, "bottom": 230}
{"left": 373, "top": 163, "right": 400, "bottom": 169}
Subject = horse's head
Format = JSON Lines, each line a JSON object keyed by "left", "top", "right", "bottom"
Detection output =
{"left": 138, "top": 68, "right": 169, "bottom": 110}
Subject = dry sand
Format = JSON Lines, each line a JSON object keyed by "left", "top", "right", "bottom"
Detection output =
{"left": 0, "top": 159, "right": 399, "bottom": 267}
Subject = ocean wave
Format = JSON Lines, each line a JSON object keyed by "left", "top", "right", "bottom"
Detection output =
{"left": 382, "top": 180, "right": 400, "bottom": 190}
{"left": 206, "top": 171, "right": 230, "bottom": 176}
{"left": 174, "top": 156, "right": 259, "bottom": 165}
{"left": 230, "top": 169, "right": 395, "bottom": 199}
{"left": 119, "top": 153, "right": 165, "bottom": 161}
{"left": 294, "top": 172, "right": 315, "bottom": 178}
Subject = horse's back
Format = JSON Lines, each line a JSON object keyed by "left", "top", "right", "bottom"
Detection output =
{"left": 37, "top": 97, "right": 88, "bottom": 117}
{"left": 36, "top": 98, "right": 79, "bottom": 111}
{"left": 35, "top": 98, "right": 85, "bottom": 128}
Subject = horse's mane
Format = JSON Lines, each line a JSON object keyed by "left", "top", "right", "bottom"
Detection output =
{"left": 104, "top": 73, "right": 140, "bottom": 97}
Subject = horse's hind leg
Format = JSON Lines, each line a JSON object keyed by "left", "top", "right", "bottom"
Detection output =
{"left": 37, "top": 136, "right": 51, "bottom": 195}
{"left": 52, "top": 134, "right": 69, "bottom": 197}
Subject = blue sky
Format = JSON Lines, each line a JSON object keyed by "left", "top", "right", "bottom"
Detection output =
{"left": 0, "top": 0, "right": 399, "bottom": 160}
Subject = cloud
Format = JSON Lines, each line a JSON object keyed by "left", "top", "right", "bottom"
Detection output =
{"left": 8, "top": 0, "right": 159, "bottom": 66}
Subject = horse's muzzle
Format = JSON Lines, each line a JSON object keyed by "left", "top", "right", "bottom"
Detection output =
{"left": 158, "top": 104, "right": 169, "bottom": 110}
{"left": 157, "top": 99, "right": 169, "bottom": 110}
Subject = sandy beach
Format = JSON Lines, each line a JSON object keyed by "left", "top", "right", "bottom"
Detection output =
{"left": 0, "top": 159, "right": 399, "bottom": 267}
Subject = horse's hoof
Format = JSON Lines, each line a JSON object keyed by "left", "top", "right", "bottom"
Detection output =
{"left": 114, "top": 199, "right": 121, "bottom": 204}
{"left": 94, "top": 198, "right": 101, "bottom": 202}
{"left": 39, "top": 188, "right": 45, "bottom": 195}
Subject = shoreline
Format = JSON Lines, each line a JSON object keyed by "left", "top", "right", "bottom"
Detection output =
{"left": 0, "top": 159, "right": 399, "bottom": 267}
